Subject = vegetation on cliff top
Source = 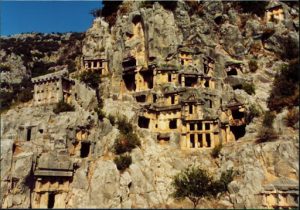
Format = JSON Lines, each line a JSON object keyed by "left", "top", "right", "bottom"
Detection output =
{"left": 268, "top": 60, "right": 299, "bottom": 112}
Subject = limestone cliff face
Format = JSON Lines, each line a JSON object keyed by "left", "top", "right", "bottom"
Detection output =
{"left": 1, "top": 1, "right": 299, "bottom": 209}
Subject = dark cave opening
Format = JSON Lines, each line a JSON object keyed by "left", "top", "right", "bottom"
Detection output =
{"left": 136, "top": 95, "right": 146, "bottom": 103}
{"left": 80, "top": 142, "right": 91, "bottom": 158}
{"left": 169, "top": 119, "right": 177, "bottom": 129}
{"left": 48, "top": 193, "right": 55, "bottom": 209}
{"left": 227, "top": 68, "right": 238, "bottom": 76}
{"left": 138, "top": 116, "right": 150, "bottom": 128}
{"left": 123, "top": 74, "right": 136, "bottom": 91}
{"left": 231, "top": 125, "right": 246, "bottom": 140}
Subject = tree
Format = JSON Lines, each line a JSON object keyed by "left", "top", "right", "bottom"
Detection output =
{"left": 79, "top": 71, "right": 101, "bottom": 89}
{"left": 114, "top": 154, "right": 132, "bottom": 171}
{"left": 172, "top": 167, "right": 233, "bottom": 208}
{"left": 256, "top": 111, "right": 278, "bottom": 143}
{"left": 172, "top": 167, "right": 211, "bottom": 208}
{"left": 267, "top": 60, "right": 299, "bottom": 112}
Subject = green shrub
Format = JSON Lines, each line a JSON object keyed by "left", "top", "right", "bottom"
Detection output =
{"left": 268, "top": 60, "right": 299, "bottom": 112}
{"left": 79, "top": 71, "right": 101, "bottom": 89}
{"left": 17, "top": 88, "right": 33, "bottom": 103}
{"left": 211, "top": 169, "right": 234, "bottom": 195}
{"left": 242, "top": 82, "right": 255, "bottom": 95}
{"left": 113, "top": 133, "right": 140, "bottom": 155}
{"left": 281, "top": 35, "right": 299, "bottom": 60}
{"left": 53, "top": 100, "right": 75, "bottom": 114}
{"left": 94, "top": 108, "right": 106, "bottom": 121}
{"left": 159, "top": 1, "right": 178, "bottom": 11}
{"left": 117, "top": 117, "right": 133, "bottom": 134}
{"left": 262, "top": 111, "right": 276, "bottom": 128}
{"left": 185, "top": 0, "right": 204, "bottom": 16}
{"left": 108, "top": 114, "right": 116, "bottom": 126}
{"left": 211, "top": 144, "right": 222, "bottom": 159}
{"left": 285, "top": 108, "right": 299, "bottom": 128}
{"left": 234, "top": 1, "right": 268, "bottom": 17}
{"left": 140, "top": 1, "right": 177, "bottom": 11}
{"left": 140, "top": 1, "right": 154, "bottom": 8}
{"left": 91, "top": 1, "right": 123, "bottom": 27}
{"left": 172, "top": 167, "right": 233, "bottom": 208}
{"left": 257, "top": 111, "right": 277, "bottom": 143}
{"left": 114, "top": 154, "right": 132, "bottom": 171}
{"left": 0, "top": 64, "right": 11, "bottom": 72}
{"left": 31, "top": 61, "right": 56, "bottom": 77}
{"left": 113, "top": 116, "right": 141, "bottom": 154}
{"left": 257, "top": 127, "right": 278, "bottom": 143}
{"left": 248, "top": 59, "right": 258, "bottom": 73}
{"left": 247, "top": 104, "right": 261, "bottom": 123}
{"left": 0, "top": 91, "right": 14, "bottom": 110}
{"left": 218, "top": 169, "right": 234, "bottom": 191}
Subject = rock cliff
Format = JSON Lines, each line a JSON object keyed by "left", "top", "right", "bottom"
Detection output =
{"left": 1, "top": 1, "right": 299, "bottom": 208}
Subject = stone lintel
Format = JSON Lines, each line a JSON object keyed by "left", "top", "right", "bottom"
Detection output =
{"left": 150, "top": 104, "right": 181, "bottom": 112}
{"left": 132, "top": 90, "right": 153, "bottom": 97}
{"left": 83, "top": 56, "right": 108, "bottom": 62}
{"left": 31, "top": 69, "right": 69, "bottom": 83}
{"left": 34, "top": 170, "right": 73, "bottom": 177}
{"left": 157, "top": 133, "right": 170, "bottom": 139}
{"left": 156, "top": 66, "right": 178, "bottom": 72}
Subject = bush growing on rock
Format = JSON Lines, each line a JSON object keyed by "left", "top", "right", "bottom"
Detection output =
{"left": 211, "top": 144, "right": 222, "bottom": 158}
{"left": 257, "top": 127, "right": 278, "bottom": 143}
{"left": 246, "top": 104, "right": 261, "bottom": 124}
{"left": 172, "top": 167, "right": 234, "bottom": 208}
{"left": 212, "top": 169, "right": 234, "bottom": 194}
{"left": 262, "top": 111, "right": 276, "bottom": 128}
{"left": 114, "top": 154, "right": 132, "bottom": 171}
{"left": 117, "top": 116, "right": 133, "bottom": 134}
{"left": 108, "top": 114, "right": 116, "bottom": 126}
{"left": 17, "top": 88, "right": 33, "bottom": 103}
{"left": 94, "top": 108, "right": 106, "bottom": 121}
{"left": 0, "top": 78, "right": 33, "bottom": 112}
{"left": 257, "top": 111, "right": 277, "bottom": 143}
{"left": 113, "top": 116, "right": 141, "bottom": 154}
{"left": 53, "top": 100, "right": 75, "bottom": 114}
{"left": 0, "top": 91, "right": 14, "bottom": 110}
{"left": 285, "top": 108, "right": 299, "bottom": 128}
{"left": 79, "top": 71, "right": 101, "bottom": 89}
{"left": 91, "top": 1, "right": 123, "bottom": 27}
{"left": 140, "top": 1, "right": 178, "bottom": 11}
{"left": 0, "top": 63, "right": 11, "bottom": 72}
{"left": 248, "top": 59, "right": 258, "bottom": 72}
{"left": 268, "top": 60, "right": 299, "bottom": 112}
{"left": 113, "top": 133, "right": 140, "bottom": 155}
{"left": 159, "top": 0, "right": 178, "bottom": 11}
{"left": 184, "top": 0, "right": 204, "bottom": 16}
{"left": 233, "top": 1, "right": 268, "bottom": 17}
{"left": 241, "top": 82, "right": 255, "bottom": 95}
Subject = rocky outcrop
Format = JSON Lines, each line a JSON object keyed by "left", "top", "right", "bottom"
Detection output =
{"left": 1, "top": 1, "right": 299, "bottom": 209}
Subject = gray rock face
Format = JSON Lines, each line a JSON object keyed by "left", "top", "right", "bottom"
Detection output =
{"left": 1, "top": 1, "right": 299, "bottom": 209}
{"left": 144, "top": 3, "right": 182, "bottom": 63}
{"left": 220, "top": 23, "right": 245, "bottom": 58}
{"left": 82, "top": 18, "right": 112, "bottom": 58}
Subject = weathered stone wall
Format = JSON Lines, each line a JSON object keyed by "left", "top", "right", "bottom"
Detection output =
{"left": 1, "top": 0, "right": 299, "bottom": 209}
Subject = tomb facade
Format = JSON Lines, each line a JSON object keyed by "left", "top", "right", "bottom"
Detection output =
{"left": 120, "top": 45, "right": 248, "bottom": 150}
{"left": 260, "top": 178, "right": 299, "bottom": 209}
{"left": 32, "top": 152, "right": 73, "bottom": 208}
{"left": 31, "top": 70, "right": 75, "bottom": 106}
{"left": 81, "top": 56, "right": 109, "bottom": 76}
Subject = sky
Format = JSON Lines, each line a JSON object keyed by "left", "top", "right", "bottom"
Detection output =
{"left": 0, "top": 1, "right": 103, "bottom": 36}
